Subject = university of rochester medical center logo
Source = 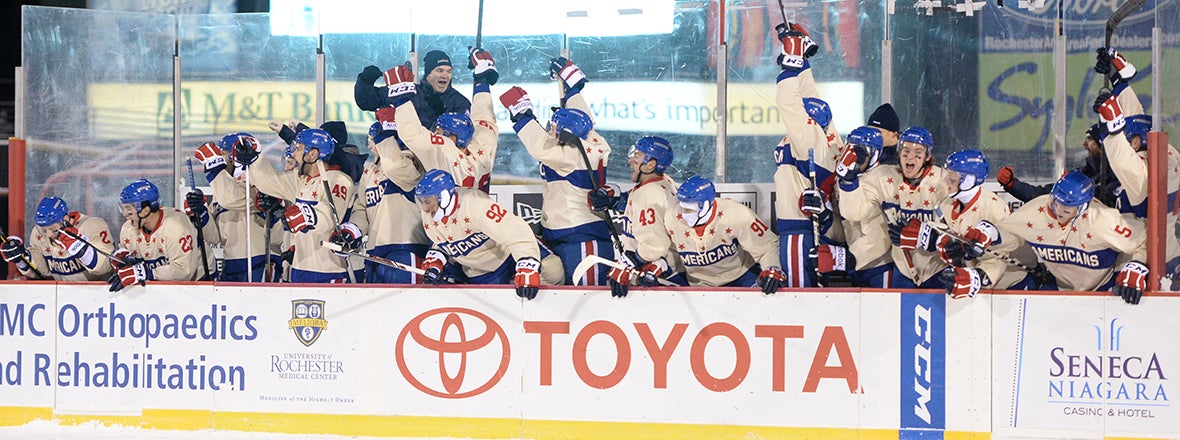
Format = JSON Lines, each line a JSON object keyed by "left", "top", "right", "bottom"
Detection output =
{"left": 289, "top": 299, "right": 328, "bottom": 347}
{"left": 396, "top": 307, "right": 510, "bottom": 398}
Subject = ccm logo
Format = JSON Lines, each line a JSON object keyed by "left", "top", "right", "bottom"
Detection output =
{"left": 912, "top": 304, "right": 934, "bottom": 424}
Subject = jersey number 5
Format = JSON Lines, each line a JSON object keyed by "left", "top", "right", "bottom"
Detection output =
{"left": 1113, "top": 224, "right": 1133, "bottom": 238}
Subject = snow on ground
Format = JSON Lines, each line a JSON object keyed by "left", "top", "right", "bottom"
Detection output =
{"left": 0, "top": 420, "right": 471, "bottom": 440}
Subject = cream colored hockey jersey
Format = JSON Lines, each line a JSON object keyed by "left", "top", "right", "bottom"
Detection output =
{"left": 1106, "top": 85, "right": 1180, "bottom": 269}
{"left": 209, "top": 171, "right": 285, "bottom": 266}
{"left": 117, "top": 208, "right": 200, "bottom": 281}
{"left": 22, "top": 213, "right": 113, "bottom": 281}
{"left": 774, "top": 64, "right": 838, "bottom": 229}
{"left": 840, "top": 165, "right": 950, "bottom": 284}
{"left": 621, "top": 175, "right": 684, "bottom": 274}
{"left": 247, "top": 162, "right": 355, "bottom": 275}
{"left": 935, "top": 189, "right": 1039, "bottom": 290}
{"left": 513, "top": 91, "right": 611, "bottom": 239}
{"left": 364, "top": 137, "right": 428, "bottom": 250}
{"left": 395, "top": 86, "right": 496, "bottom": 192}
{"left": 662, "top": 198, "right": 780, "bottom": 287}
{"left": 420, "top": 188, "right": 540, "bottom": 278}
{"left": 994, "top": 195, "right": 1145, "bottom": 291}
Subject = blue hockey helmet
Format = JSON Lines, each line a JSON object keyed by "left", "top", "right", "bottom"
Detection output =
{"left": 631, "top": 136, "right": 674, "bottom": 173}
{"left": 678, "top": 175, "right": 716, "bottom": 226}
{"left": 436, "top": 112, "right": 475, "bottom": 148}
{"left": 944, "top": 149, "right": 990, "bottom": 191}
{"left": 900, "top": 126, "right": 934, "bottom": 150}
{"left": 803, "top": 97, "right": 832, "bottom": 130}
{"left": 1125, "top": 114, "right": 1152, "bottom": 142}
{"left": 120, "top": 179, "right": 160, "bottom": 209}
{"left": 35, "top": 196, "right": 69, "bottom": 227}
{"left": 847, "top": 126, "right": 884, "bottom": 154}
{"left": 415, "top": 169, "right": 457, "bottom": 200}
{"left": 295, "top": 128, "right": 336, "bottom": 160}
{"left": 1051, "top": 170, "right": 1094, "bottom": 208}
{"left": 551, "top": 108, "right": 593, "bottom": 140}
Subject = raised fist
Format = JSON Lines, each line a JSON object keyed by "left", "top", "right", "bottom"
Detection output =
{"left": 835, "top": 145, "right": 861, "bottom": 182}
{"left": 359, "top": 65, "right": 383, "bottom": 85}
{"left": 1093, "top": 92, "right": 1125, "bottom": 134}
{"left": 996, "top": 165, "right": 1015, "bottom": 190}
{"left": 1095, "top": 47, "right": 1136, "bottom": 83}
{"left": 498, "top": 86, "right": 535, "bottom": 123}
{"left": 194, "top": 142, "right": 227, "bottom": 174}
{"left": 384, "top": 63, "right": 417, "bottom": 105}
{"left": 469, "top": 48, "right": 499, "bottom": 85}
{"left": 549, "top": 57, "right": 587, "bottom": 93}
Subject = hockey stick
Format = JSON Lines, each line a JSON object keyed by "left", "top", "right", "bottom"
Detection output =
{"left": 0, "top": 226, "right": 47, "bottom": 279}
{"left": 573, "top": 254, "right": 679, "bottom": 287}
{"left": 320, "top": 241, "right": 426, "bottom": 276}
{"left": 264, "top": 207, "right": 275, "bottom": 282}
{"left": 1102, "top": 0, "right": 1147, "bottom": 91}
{"left": 185, "top": 158, "right": 213, "bottom": 280}
{"left": 317, "top": 161, "right": 357, "bottom": 284}
{"left": 57, "top": 227, "right": 134, "bottom": 267}
{"left": 924, "top": 209, "right": 1033, "bottom": 273}
{"left": 475, "top": 0, "right": 485, "bottom": 49}
{"left": 776, "top": 0, "right": 789, "bottom": 27}
{"left": 562, "top": 132, "right": 628, "bottom": 260}
{"left": 807, "top": 148, "right": 825, "bottom": 287}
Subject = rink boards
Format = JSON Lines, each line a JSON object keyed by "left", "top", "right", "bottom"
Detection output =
{"left": 0, "top": 282, "right": 1177, "bottom": 439}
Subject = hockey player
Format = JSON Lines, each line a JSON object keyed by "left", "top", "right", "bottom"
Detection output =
{"left": 591, "top": 136, "right": 688, "bottom": 297}
{"left": 971, "top": 171, "right": 1147, "bottom": 303}
{"left": 1091, "top": 47, "right": 1180, "bottom": 279}
{"left": 895, "top": 150, "right": 1044, "bottom": 298}
{"left": 498, "top": 57, "right": 615, "bottom": 286}
{"left": 236, "top": 128, "right": 362, "bottom": 283}
{"left": 997, "top": 123, "right": 1120, "bottom": 206}
{"left": 841, "top": 124, "right": 950, "bottom": 288}
{"left": 109, "top": 179, "right": 201, "bottom": 291}
{"left": 381, "top": 49, "right": 498, "bottom": 193}
{"left": 1, "top": 197, "right": 113, "bottom": 281}
{"left": 772, "top": 22, "right": 835, "bottom": 287}
{"left": 354, "top": 50, "right": 470, "bottom": 130}
{"left": 361, "top": 121, "right": 429, "bottom": 284}
{"left": 814, "top": 127, "right": 896, "bottom": 287}
{"left": 415, "top": 169, "right": 553, "bottom": 299}
{"left": 192, "top": 134, "right": 285, "bottom": 282}
{"left": 660, "top": 175, "right": 785, "bottom": 293}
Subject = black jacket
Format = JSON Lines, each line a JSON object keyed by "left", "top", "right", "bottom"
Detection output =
{"left": 354, "top": 76, "right": 471, "bottom": 130}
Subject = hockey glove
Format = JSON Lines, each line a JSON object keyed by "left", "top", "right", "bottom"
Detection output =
{"left": 776, "top": 23, "right": 819, "bottom": 58}
{"left": 941, "top": 267, "right": 984, "bottom": 299}
{"left": 469, "top": 48, "right": 499, "bottom": 85}
{"left": 514, "top": 257, "right": 542, "bottom": 300}
{"left": 55, "top": 227, "right": 98, "bottom": 269}
{"left": 588, "top": 184, "right": 623, "bottom": 212}
{"left": 962, "top": 220, "right": 999, "bottom": 258}
{"left": 1113, "top": 260, "right": 1148, "bottom": 305}
{"left": 231, "top": 137, "right": 259, "bottom": 167}
{"left": 1095, "top": 47, "right": 1136, "bottom": 84}
{"left": 637, "top": 258, "right": 670, "bottom": 287}
{"left": 194, "top": 142, "right": 227, "bottom": 177}
{"left": 607, "top": 265, "right": 633, "bottom": 298}
{"left": 254, "top": 193, "right": 284, "bottom": 218}
{"left": 109, "top": 260, "right": 148, "bottom": 293}
{"left": 889, "top": 218, "right": 942, "bottom": 252}
{"left": 834, "top": 145, "right": 862, "bottom": 182}
{"left": 799, "top": 188, "right": 829, "bottom": 218}
{"left": 110, "top": 248, "right": 138, "bottom": 270}
{"left": 358, "top": 65, "right": 383, "bottom": 85}
{"left": 1030, "top": 263, "right": 1057, "bottom": 289}
{"left": 383, "top": 63, "right": 417, "bottom": 106}
{"left": 283, "top": 204, "right": 312, "bottom": 233}
{"left": 328, "top": 222, "right": 364, "bottom": 257}
{"left": 548, "top": 57, "right": 587, "bottom": 93}
{"left": 1, "top": 236, "right": 31, "bottom": 272}
{"left": 1093, "top": 91, "right": 1126, "bottom": 135}
{"left": 757, "top": 266, "right": 787, "bottom": 294}
{"left": 936, "top": 238, "right": 971, "bottom": 267}
{"left": 421, "top": 250, "right": 447, "bottom": 285}
{"left": 184, "top": 190, "right": 209, "bottom": 227}
{"left": 813, "top": 244, "right": 853, "bottom": 273}
{"left": 498, "top": 87, "right": 535, "bottom": 123}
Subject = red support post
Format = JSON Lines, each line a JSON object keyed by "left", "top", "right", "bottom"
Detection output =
{"left": 7, "top": 137, "right": 27, "bottom": 280}
{"left": 1146, "top": 131, "right": 1169, "bottom": 292}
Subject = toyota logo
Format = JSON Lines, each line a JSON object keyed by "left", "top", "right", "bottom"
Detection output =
{"left": 396, "top": 307, "right": 510, "bottom": 398}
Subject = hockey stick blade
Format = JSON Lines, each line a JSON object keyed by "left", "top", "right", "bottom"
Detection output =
{"left": 1107, "top": 0, "right": 1146, "bottom": 36}
{"left": 574, "top": 255, "right": 679, "bottom": 287}
{"left": 320, "top": 241, "right": 426, "bottom": 276}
